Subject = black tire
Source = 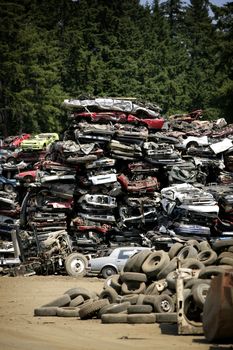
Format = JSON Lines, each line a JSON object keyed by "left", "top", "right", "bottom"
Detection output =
{"left": 145, "top": 281, "right": 159, "bottom": 295}
{"left": 6, "top": 157, "right": 16, "bottom": 164}
{"left": 157, "top": 257, "right": 178, "bottom": 280}
{"left": 199, "top": 241, "right": 211, "bottom": 251}
{"left": 176, "top": 246, "right": 198, "bottom": 261}
{"left": 34, "top": 307, "right": 58, "bottom": 316}
{"left": 197, "top": 249, "right": 217, "bottom": 266}
{"left": 142, "top": 251, "right": 170, "bottom": 277}
{"left": 64, "top": 287, "right": 94, "bottom": 300}
{"left": 198, "top": 265, "right": 226, "bottom": 279}
{"left": 65, "top": 253, "right": 88, "bottom": 277}
{"left": 166, "top": 271, "right": 178, "bottom": 290}
{"left": 4, "top": 183, "right": 14, "bottom": 193}
{"left": 110, "top": 274, "right": 122, "bottom": 293}
{"left": 120, "top": 294, "right": 139, "bottom": 305}
{"left": 99, "top": 287, "right": 119, "bottom": 303}
{"left": 104, "top": 301, "right": 130, "bottom": 314}
{"left": 218, "top": 257, "right": 233, "bottom": 266}
{"left": 56, "top": 307, "right": 80, "bottom": 317}
{"left": 42, "top": 294, "right": 71, "bottom": 307}
{"left": 120, "top": 272, "right": 147, "bottom": 283}
{"left": 69, "top": 295, "right": 84, "bottom": 307}
{"left": 153, "top": 295, "right": 175, "bottom": 313}
{"left": 101, "top": 314, "right": 128, "bottom": 323}
{"left": 101, "top": 265, "right": 117, "bottom": 279}
{"left": 184, "top": 278, "right": 211, "bottom": 289}
{"left": 181, "top": 258, "right": 205, "bottom": 270}
{"left": 132, "top": 250, "right": 151, "bottom": 272}
{"left": 127, "top": 304, "right": 153, "bottom": 314}
{"left": 23, "top": 175, "right": 34, "bottom": 183}
{"left": 123, "top": 252, "right": 139, "bottom": 272}
{"left": 127, "top": 313, "right": 156, "bottom": 324}
{"left": 155, "top": 312, "right": 177, "bottom": 323}
{"left": 79, "top": 299, "right": 109, "bottom": 319}
{"left": 168, "top": 243, "right": 184, "bottom": 259}
{"left": 186, "top": 240, "right": 200, "bottom": 252}
{"left": 192, "top": 283, "right": 210, "bottom": 309}
{"left": 121, "top": 281, "right": 146, "bottom": 295}
{"left": 186, "top": 141, "right": 198, "bottom": 149}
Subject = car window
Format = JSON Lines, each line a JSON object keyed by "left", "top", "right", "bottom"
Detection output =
{"left": 118, "top": 250, "right": 137, "bottom": 259}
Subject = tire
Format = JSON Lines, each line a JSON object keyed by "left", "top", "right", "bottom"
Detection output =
{"left": 142, "top": 251, "right": 170, "bottom": 277}
{"left": 110, "top": 274, "right": 122, "bottom": 293}
{"left": 155, "top": 312, "right": 177, "bottom": 323}
{"left": 184, "top": 278, "right": 211, "bottom": 289}
{"left": 198, "top": 265, "right": 226, "bottom": 279}
{"left": 176, "top": 246, "right": 198, "bottom": 261}
{"left": 153, "top": 295, "right": 175, "bottom": 313}
{"left": 192, "top": 283, "right": 210, "bottom": 309}
{"left": 69, "top": 295, "right": 85, "bottom": 307}
{"left": 121, "top": 281, "right": 146, "bottom": 295}
{"left": 197, "top": 249, "right": 217, "bottom": 266}
{"left": 120, "top": 294, "right": 139, "bottom": 305}
{"left": 4, "top": 183, "right": 14, "bottom": 193}
{"left": 42, "top": 294, "right": 71, "bottom": 307}
{"left": 199, "top": 241, "right": 211, "bottom": 251}
{"left": 127, "top": 305, "right": 153, "bottom": 314}
{"left": 166, "top": 271, "right": 178, "bottom": 290}
{"left": 218, "top": 251, "right": 233, "bottom": 259}
{"left": 101, "top": 265, "right": 117, "bottom": 279}
{"left": 127, "top": 313, "right": 156, "bottom": 324}
{"left": 120, "top": 272, "right": 147, "bottom": 283}
{"left": 211, "top": 238, "right": 233, "bottom": 251}
{"left": 168, "top": 243, "right": 183, "bottom": 259}
{"left": 123, "top": 252, "right": 142, "bottom": 272}
{"left": 23, "top": 175, "right": 34, "bottom": 183}
{"left": 64, "top": 287, "right": 94, "bottom": 300}
{"left": 104, "top": 301, "right": 130, "bottom": 314}
{"left": 65, "top": 253, "right": 88, "bottom": 277}
{"left": 157, "top": 257, "right": 178, "bottom": 280}
{"left": 218, "top": 257, "right": 233, "bottom": 266}
{"left": 6, "top": 157, "right": 16, "bottom": 164}
{"left": 181, "top": 258, "right": 205, "bottom": 270}
{"left": 145, "top": 281, "right": 159, "bottom": 295}
{"left": 56, "top": 307, "right": 80, "bottom": 317}
{"left": 101, "top": 314, "right": 128, "bottom": 323}
{"left": 186, "top": 141, "right": 198, "bottom": 149}
{"left": 132, "top": 250, "right": 151, "bottom": 272}
{"left": 79, "top": 299, "right": 109, "bottom": 319}
{"left": 34, "top": 307, "right": 58, "bottom": 316}
{"left": 186, "top": 240, "right": 200, "bottom": 252}
{"left": 99, "top": 287, "right": 119, "bottom": 303}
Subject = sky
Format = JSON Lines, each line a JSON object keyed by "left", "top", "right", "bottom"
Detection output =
{"left": 140, "top": 0, "right": 228, "bottom": 6}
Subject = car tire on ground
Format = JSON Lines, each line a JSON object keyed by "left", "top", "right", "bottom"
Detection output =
{"left": 65, "top": 253, "right": 88, "bottom": 277}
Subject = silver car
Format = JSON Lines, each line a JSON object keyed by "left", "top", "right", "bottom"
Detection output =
{"left": 87, "top": 246, "right": 151, "bottom": 279}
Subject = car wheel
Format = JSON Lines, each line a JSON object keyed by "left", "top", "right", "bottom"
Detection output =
{"left": 4, "top": 183, "right": 14, "bottom": 193}
{"left": 65, "top": 253, "right": 88, "bottom": 277}
{"left": 186, "top": 141, "right": 198, "bottom": 149}
{"left": 6, "top": 157, "right": 16, "bottom": 164}
{"left": 24, "top": 175, "right": 34, "bottom": 183}
{"left": 101, "top": 266, "right": 117, "bottom": 279}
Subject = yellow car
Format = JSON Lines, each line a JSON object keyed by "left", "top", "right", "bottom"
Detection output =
{"left": 21, "top": 133, "right": 59, "bottom": 150}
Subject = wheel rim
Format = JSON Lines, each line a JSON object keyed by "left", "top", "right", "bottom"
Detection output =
{"left": 70, "top": 258, "right": 85, "bottom": 274}
{"left": 105, "top": 268, "right": 114, "bottom": 277}
{"left": 4, "top": 184, "right": 14, "bottom": 193}
{"left": 160, "top": 300, "right": 171, "bottom": 312}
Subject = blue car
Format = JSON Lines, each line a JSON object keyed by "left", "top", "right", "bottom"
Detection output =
{"left": 0, "top": 175, "right": 17, "bottom": 193}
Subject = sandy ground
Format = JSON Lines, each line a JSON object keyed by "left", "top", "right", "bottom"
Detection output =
{"left": 0, "top": 275, "right": 232, "bottom": 350}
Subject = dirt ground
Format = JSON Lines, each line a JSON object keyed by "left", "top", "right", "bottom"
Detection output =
{"left": 0, "top": 275, "right": 232, "bottom": 350}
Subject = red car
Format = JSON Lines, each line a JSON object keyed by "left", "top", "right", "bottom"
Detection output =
{"left": 14, "top": 170, "right": 37, "bottom": 183}
{"left": 72, "top": 112, "right": 164, "bottom": 130}
{"left": 3, "top": 134, "right": 31, "bottom": 148}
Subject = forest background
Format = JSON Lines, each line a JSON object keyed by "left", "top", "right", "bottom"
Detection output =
{"left": 0, "top": 0, "right": 232, "bottom": 136}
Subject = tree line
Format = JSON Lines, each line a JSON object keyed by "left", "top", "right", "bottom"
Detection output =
{"left": 0, "top": 0, "right": 232, "bottom": 136}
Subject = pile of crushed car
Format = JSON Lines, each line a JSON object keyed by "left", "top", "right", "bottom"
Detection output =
{"left": 1, "top": 97, "right": 233, "bottom": 278}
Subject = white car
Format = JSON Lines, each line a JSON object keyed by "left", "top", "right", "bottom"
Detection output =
{"left": 87, "top": 246, "right": 151, "bottom": 278}
{"left": 182, "top": 136, "right": 209, "bottom": 149}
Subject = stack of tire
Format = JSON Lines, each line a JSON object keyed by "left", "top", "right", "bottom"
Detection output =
{"left": 34, "top": 239, "right": 233, "bottom": 324}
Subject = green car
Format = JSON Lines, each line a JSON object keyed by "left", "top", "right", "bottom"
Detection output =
{"left": 21, "top": 133, "right": 59, "bottom": 150}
